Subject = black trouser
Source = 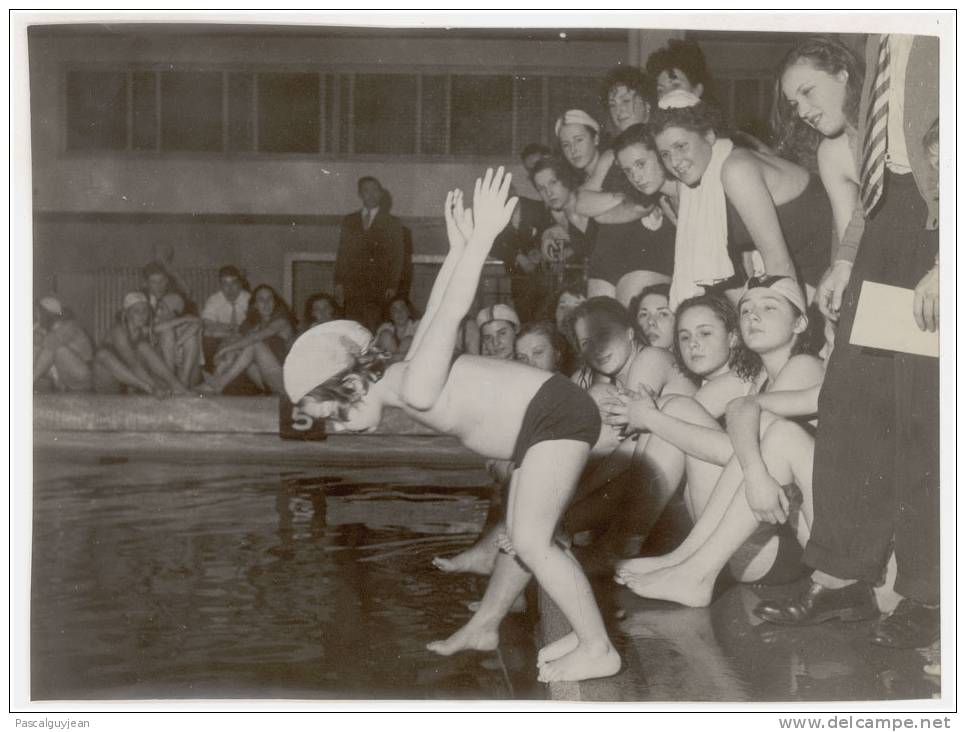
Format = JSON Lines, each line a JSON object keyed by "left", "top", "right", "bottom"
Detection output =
{"left": 804, "top": 172, "right": 940, "bottom": 604}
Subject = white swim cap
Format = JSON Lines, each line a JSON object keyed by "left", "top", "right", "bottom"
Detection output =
{"left": 554, "top": 109, "right": 601, "bottom": 138}
{"left": 476, "top": 303, "right": 520, "bottom": 331}
{"left": 39, "top": 296, "right": 62, "bottom": 316}
{"left": 739, "top": 276, "right": 809, "bottom": 323}
{"left": 283, "top": 320, "right": 374, "bottom": 403}
{"left": 658, "top": 89, "right": 703, "bottom": 110}
{"left": 122, "top": 291, "right": 149, "bottom": 310}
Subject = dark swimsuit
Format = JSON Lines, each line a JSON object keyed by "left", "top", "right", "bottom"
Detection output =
{"left": 509, "top": 373, "right": 602, "bottom": 469}
{"left": 588, "top": 210, "right": 675, "bottom": 285}
{"left": 725, "top": 174, "right": 833, "bottom": 289}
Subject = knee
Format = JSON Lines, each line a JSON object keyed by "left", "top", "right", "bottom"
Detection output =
{"left": 761, "top": 418, "right": 806, "bottom": 452}
{"left": 507, "top": 530, "right": 550, "bottom": 565}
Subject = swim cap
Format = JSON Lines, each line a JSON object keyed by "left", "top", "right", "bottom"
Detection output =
{"left": 658, "top": 89, "right": 702, "bottom": 110}
{"left": 283, "top": 320, "right": 374, "bottom": 403}
{"left": 122, "top": 292, "right": 149, "bottom": 310}
{"left": 39, "top": 296, "right": 62, "bottom": 316}
{"left": 476, "top": 303, "right": 521, "bottom": 331}
{"left": 739, "top": 276, "right": 808, "bottom": 322}
{"left": 554, "top": 109, "right": 601, "bottom": 138}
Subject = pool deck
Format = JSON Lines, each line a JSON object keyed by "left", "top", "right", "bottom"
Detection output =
{"left": 536, "top": 577, "right": 939, "bottom": 703}
{"left": 34, "top": 394, "right": 483, "bottom": 468}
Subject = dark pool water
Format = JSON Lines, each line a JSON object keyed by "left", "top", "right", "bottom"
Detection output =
{"left": 31, "top": 460, "right": 537, "bottom": 700}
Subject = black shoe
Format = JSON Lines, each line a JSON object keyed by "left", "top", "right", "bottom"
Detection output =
{"left": 754, "top": 581, "right": 878, "bottom": 626}
{"left": 870, "top": 599, "right": 940, "bottom": 649}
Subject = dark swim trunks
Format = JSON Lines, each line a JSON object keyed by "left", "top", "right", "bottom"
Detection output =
{"left": 509, "top": 373, "right": 602, "bottom": 468}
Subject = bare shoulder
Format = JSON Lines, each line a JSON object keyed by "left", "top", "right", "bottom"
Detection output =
{"left": 817, "top": 134, "right": 856, "bottom": 182}
{"left": 720, "top": 148, "right": 763, "bottom": 186}
{"left": 626, "top": 346, "right": 675, "bottom": 388}
{"left": 695, "top": 371, "right": 751, "bottom": 414}
{"left": 773, "top": 354, "right": 825, "bottom": 390}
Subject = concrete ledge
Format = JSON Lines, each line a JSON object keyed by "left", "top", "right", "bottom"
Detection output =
{"left": 35, "top": 430, "right": 483, "bottom": 468}
{"left": 33, "top": 394, "right": 438, "bottom": 435}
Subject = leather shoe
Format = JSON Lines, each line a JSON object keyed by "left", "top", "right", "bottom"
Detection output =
{"left": 754, "top": 581, "right": 878, "bottom": 626}
{"left": 870, "top": 599, "right": 940, "bottom": 649}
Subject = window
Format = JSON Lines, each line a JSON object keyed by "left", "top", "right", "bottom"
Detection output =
{"left": 66, "top": 71, "right": 127, "bottom": 150}
{"left": 353, "top": 74, "right": 417, "bottom": 154}
{"left": 161, "top": 72, "right": 223, "bottom": 151}
{"left": 257, "top": 72, "right": 320, "bottom": 153}
{"left": 64, "top": 66, "right": 601, "bottom": 158}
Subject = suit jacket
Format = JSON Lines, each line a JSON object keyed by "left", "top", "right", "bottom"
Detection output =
{"left": 836, "top": 33, "right": 939, "bottom": 264}
{"left": 334, "top": 209, "right": 405, "bottom": 297}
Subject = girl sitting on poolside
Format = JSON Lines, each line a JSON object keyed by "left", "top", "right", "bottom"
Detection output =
{"left": 610, "top": 276, "right": 825, "bottom": 605}
{"left": 202, "top": 284, "right": 296, "bottom": 395}
{"left": 283, "top": 168, "right": 620, "bottom": 683}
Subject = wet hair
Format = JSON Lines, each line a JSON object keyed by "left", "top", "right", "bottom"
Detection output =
{"left": 530, "top": 155, "right": 585, "bottom": 192}
{"left": 627, "top": 282, "right": 671, "bottom": 324}
{"left": 773, "top": 36, "right": 864, "bottom": 170}
{"left": 299, "top": 350, "right": 392, "bottom": 422}
{"left": 303, "top": 291, "right": 341, "bottom": 326}
{"left": 520, "top": 142, "right": 552, "bottom": 162}
{"left": 572, "top": 295, "right": 645, "bottom": 348}
{"left": 517, "top": 320, "right": 566, "bottom": 360}
{"left": 672, "top": 292, "right": 760, "bottom": 383}
{"left": 357, "top": 175, "right": 382, "bottom": 192}
{"left": 612, "top": 122, "right": 660, "bottom": 158}
{"left": 384, "top": 296, "right": 420, "bottom": 323}
{"left": 599, "top": 66, "right": 657, "bottom": 113}
{"left": 243, "top": 284, "right": 296, "bottom": 333}
{"left": 645, "top": 39, "right": 713, "bottom": 97}
{"left": 649, "top": 98, "right": 724, "bottom": 139}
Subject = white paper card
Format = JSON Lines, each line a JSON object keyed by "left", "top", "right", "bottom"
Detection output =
{"left": 849, "top": 281, "right": 939, "bottom": 357}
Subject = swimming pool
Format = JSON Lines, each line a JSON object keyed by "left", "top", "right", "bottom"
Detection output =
{"left": 31, "top": 458, "right": 538, "bottom": 700}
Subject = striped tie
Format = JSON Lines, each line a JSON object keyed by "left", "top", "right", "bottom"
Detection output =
{"left": 860, "top": 34, "right": 891, "bottom": 217}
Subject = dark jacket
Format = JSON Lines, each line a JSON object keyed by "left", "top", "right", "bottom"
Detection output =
{"left": 334, "top": 209, "right": 406, "bottom": 297}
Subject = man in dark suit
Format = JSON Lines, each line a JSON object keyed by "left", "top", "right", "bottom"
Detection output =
{"left": 755, "top": 34, "right": 940, "bottom": 650}
{"left": 334, "top": 176, "right": 405, "bottom": 332}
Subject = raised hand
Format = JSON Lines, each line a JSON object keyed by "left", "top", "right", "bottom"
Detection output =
{"left": 443, "top": 189, "right": 474, "bottom": 252}
{"left": 469, "top": 166, "right": 518, "bottom": 246}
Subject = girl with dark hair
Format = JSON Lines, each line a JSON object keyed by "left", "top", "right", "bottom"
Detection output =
{"left": 645, "top": 38, "right": 714, "bottom": 103}
{"left": 610, "top": 276, "right": 827, "bottom": 605}
{"left": 202, "top": 284, "right": 295, "bottom": 395}
{"left": 374, "top": 297, "right": 421, "bottom": 361}
{"left": 774, "top": 36, "right": 866, "bottom": 328}
{"left": 34, "top": 298, "right": 94, "bottom": 393}
{"left": 302, "top": 291, "right": 340, "bottom": 331}
{"left": 651, "top": 93, "right": 833, "bottom": 309}
{"left": 627, "top": 283, "right": 674, "bottom": 350}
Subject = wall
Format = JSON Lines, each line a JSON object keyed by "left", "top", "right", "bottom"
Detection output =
{"left": 29, "top": 25, "right": 629, "bottom": 315}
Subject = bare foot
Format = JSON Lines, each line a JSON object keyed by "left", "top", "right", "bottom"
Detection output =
{"left": 426, "top": 619, "right": 499, "bottom": 656}
{"left": 466, "top": 594, "right": 526, "bottom": 614}
{"left": 537, "top": 632, "right": 578, "bottom": 666}
{"left": 198, "top": 373, "right": 224, "bottom": 395}
{"left": 614, "top": 553, "right": 683, "bottom": 585}
{"left": 537, "top": 640, "right": 621, "bottom": 683}
{"left": 622, "top": 564, "right": 715, "bottom": 607}
{"left": 432, "top": 541, "right": 498, "bottom": 575}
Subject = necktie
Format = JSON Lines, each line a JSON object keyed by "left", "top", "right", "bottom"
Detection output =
{"left": 364, "top": 209, "right": 374, "bottom": 230}
{"left": 860, "top": 34, "right": 891, "bottom": 217}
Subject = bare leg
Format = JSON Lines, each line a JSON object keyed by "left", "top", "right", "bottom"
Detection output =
{"left": 616, "top": 396, "right": 727, "bottom": 579}
{"left": 136, "top": 341, "right": 189, "bottom": 394}
{"left": 622, "top": 419, "right": 815, "bottom": 606}
{"left": 201, "top": 346, "right": 255, "bottom": 394}
{"left": 507, "top": 440, "right": 619, "bottom": 683}
{"left": 426, "top": 550, "right": 531, "bottom": 655}
{"left": 433, "top": 522, "right": 502, "bottom": 575}
{"left": 252, "top": 341, "right": 285, "bottom": 394}
{"left": 158, "top": 329, "right": 178, "bottom": 372}
{"left": 178, "top": 329, "right": 202, "bottom": 387}
{"left": 93, "top": 349, "right": 155, "bottom": 394}
{"left": 52, "top": 346, "right": 93, "bottom": 391}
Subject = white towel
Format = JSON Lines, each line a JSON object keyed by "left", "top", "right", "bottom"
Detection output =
{"left": 669, "top": 138, "right": 735, "bottom": 309}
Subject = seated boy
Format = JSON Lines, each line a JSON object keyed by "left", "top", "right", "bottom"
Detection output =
{"left": 283, "top": 169, "right": 620, "bottom": 683}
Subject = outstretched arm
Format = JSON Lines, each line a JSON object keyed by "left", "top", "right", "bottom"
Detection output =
{"left": 401, "top": 168, "right": 517, "bottom": 410}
